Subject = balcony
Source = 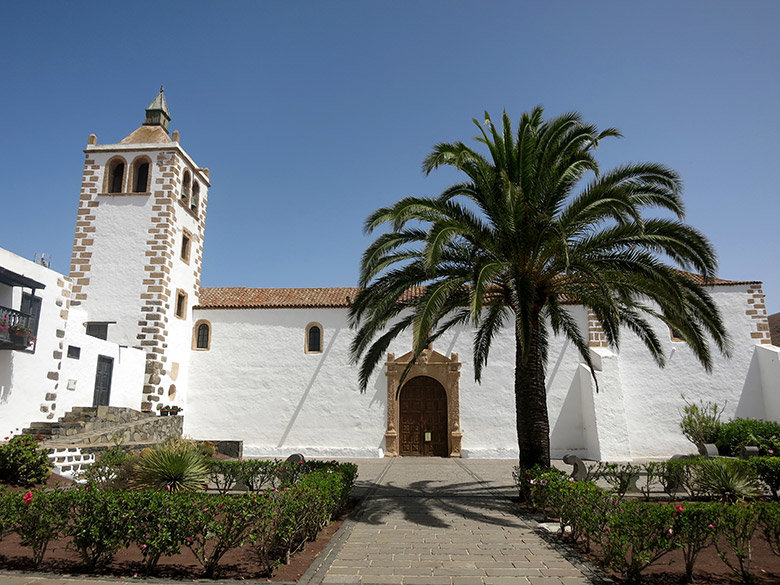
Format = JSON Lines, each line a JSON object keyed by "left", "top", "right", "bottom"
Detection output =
{"left": 0, "top": 306, "right": 33, "bottom": 350}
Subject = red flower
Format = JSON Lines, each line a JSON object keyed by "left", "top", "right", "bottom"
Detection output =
{"left": 22, "top": 491, "right": 33, "bottom": 504}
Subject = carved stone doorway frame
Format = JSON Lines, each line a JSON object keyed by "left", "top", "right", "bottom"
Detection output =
{"left": 384, "top": 349, "right": 462, "bottom": 457}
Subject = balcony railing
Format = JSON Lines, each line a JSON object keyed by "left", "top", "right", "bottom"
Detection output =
{"left": 0, "top": 306, "right": 32, "bottom": 350}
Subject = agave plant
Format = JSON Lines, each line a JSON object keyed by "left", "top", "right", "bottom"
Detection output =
{"left": 696, "top": 458, "right": 762, "bottom": 503}
{"left": 132, "top": 437, "right": 208, "bottom": 492}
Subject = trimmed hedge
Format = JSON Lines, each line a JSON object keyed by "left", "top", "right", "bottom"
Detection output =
{"left": 514, "top": 465, "right": 780, "bottom": 584}
{"left": 0, "top": 460, "right": 357, "bottom": 577}
{"left": 715, "top": 418, "right": 780, "bottom": 457}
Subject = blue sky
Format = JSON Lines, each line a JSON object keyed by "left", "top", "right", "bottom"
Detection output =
{"left": 2, "top": 2, "right": 779, "bottom": 314}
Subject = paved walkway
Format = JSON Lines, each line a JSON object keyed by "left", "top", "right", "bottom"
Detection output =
{"left": 304, "top": 458, "right": 598, "bottom": 585}
{"left": 0, "top": 458, "right": 600, "bottom": 585}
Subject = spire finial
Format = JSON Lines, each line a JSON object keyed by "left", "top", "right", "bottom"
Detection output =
{"left": 144, "top": 86, "right": 171, "bottom": 133}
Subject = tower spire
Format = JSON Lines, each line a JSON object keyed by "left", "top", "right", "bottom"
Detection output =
{"left": 143, "top": 85, "right": 171, "bottom": 133}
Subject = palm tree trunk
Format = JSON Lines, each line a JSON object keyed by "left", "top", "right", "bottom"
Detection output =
{"left": 515, "top": 315, "right": 551, "bottom": 468}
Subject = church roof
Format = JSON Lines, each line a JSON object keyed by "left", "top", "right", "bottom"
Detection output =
{"left": 196, "top": 286, "right": 425, "bottom": 309}
{"left": 196, "top": 274, "right": 758, "bottom": 310}
{"left": 119, "top": 125, "right": 172, "bottom": 144}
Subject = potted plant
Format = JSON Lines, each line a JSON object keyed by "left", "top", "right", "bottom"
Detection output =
{"left": 7, "top": 324, "right": 34, "bottom": 348}
{"left": 159, "top": 405, "right": 183, "bottom": 416}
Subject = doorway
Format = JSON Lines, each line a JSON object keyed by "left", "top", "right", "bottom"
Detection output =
{"left": 93, "top": 355, "right": 113, "bottom": 407}
{"left": 399, "top": 376, "right": 448, "bottom": 456}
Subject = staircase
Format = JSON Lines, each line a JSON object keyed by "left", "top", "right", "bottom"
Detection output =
{"left": 23, "top": 406, "right": 183, "bottom": 479}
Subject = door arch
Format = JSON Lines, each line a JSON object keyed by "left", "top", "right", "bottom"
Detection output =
{"left": 399, "top": 376, "right": 448, "bottom": 456}
{"left": 384, "top": 349, "right": 462, "bottom": 457}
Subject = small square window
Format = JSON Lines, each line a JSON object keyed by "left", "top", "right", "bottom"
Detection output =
{"left": 85, "top": 322, "right": 108, "bottom": 340}
{"left": 67, "top": 345, "right": 81, "bottom": 359}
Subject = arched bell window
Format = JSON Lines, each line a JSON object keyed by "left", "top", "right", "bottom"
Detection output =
{"left": 305, "top": 322, "right": 323, "bottom": 353}
{"left": 192, "top": 319, "right": 211, "bottom": 350}
{"left": 106, "top": 157, "right": 126, "bottom": 193}
{"left": 181, "top": 170, "right": 192, "bottom": 206}
{"left": 131, "top": 156, "right": 151, "bottom": 193}
{"left": 191, "top": 182, "right": 200, "bottom": 213}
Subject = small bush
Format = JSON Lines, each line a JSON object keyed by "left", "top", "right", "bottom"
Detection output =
{"left": 67, "top": 488, "right": 135, "bottom": 570}
{"left": 9, "top": 489, "right": 70, "bottom": 567}
{"left": 133, "top": 437, "right": 208, "bottom": 492}
{"left": 716, "top": 419, "right": 780, "bottom": 457}
{"left": 601, "top": 500, "right": 676, "bottom": 584}
{"left": 671, "top": 502, "right": 721, "bottom": 583}
{"left": 0, "top": 434, "right": 51, "bottom": 486}
{"left": 757, "top": 502, "right": 780, "bottom": 558}
{"left": 207, "top": 459, "right": 242, "bottom": 495}
{"left": 713, "top": 502, "right": 761, "bottom": 583}
{"left": 594, "top": 462, "right": 641, "bottom": 498}
{"left": 680, "top": 398, "right": 724, "bottom": 450}
{"left": 695, "top": 458, "right": 761, "bottom": 503}
{"left": 127, "top": 491, "right": 196, "bottom": 575}
{"left": 748, "top": 456, "right": 780, "bottom": 500}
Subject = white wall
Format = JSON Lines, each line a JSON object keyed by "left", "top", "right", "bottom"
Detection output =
{"left": 0, "top": 248, "right": 146, "bottom": 437}
{"left": 187, "top": 288, "right": 773, "bottom": 461}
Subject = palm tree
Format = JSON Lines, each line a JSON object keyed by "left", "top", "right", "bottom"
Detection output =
{"left": 348, "top": 107, "right": 729, "bottom": 468}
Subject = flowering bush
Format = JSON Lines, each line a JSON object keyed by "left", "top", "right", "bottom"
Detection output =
{"left": 670, "top": 502, "right": 721, "bottom": 583}
{"left": 601, "top": 500, "right": 677, "bottom": 583}
{"left": 0, "top": 460, "right": 357, "bottom": 576}
{"left": 758, "top": 501, "right": 780, "bottom": 558}
{"left": 9, "top": 489, "right": 70, "bottom": 567}
{"left": 713, "top": 502, "right": 761, "bottom": 583}
{"left": 0, "top": 434, "right": 52, "bottom": 486}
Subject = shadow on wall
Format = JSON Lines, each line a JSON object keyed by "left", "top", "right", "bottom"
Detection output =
{"left": 736, "top": 349, "right": 767, "bottom": 419}
{"left": 0, "top": 353, "right": 11, "bottom": 405}
{"left": 275, "top": 328, "right": 340, "bottom": 449}
{"left": 550, "top": 372, "right": 585, "bottom": 453}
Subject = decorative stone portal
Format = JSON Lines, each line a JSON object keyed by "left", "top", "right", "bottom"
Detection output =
{"left": 384, "top": 349, "right": 462, "bottom": 457}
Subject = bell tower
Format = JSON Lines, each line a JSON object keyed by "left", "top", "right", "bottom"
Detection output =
{"left": 69, "top": 87, "right": 210, "bottom": 411}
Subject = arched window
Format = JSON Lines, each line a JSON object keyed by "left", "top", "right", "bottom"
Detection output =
{"left": 131, "top": 157, "right": 150, "bottom": 193}
{"left": 192, "top": 319, "right": 211, "bottom": 350}
{"left": 305, "top": 323, "right": 323, "bottom": 353}
{"left": 191, "top": 182, "right": 200, "bottom": 213}
{"left": 106, "top": 158, "right": 126, "bottom": 193}
{"left": 181, "top": 170, "right": 191, "bottom": 205}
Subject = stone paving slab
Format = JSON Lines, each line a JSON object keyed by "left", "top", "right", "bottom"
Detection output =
{"left": 304, "top": 458, "right": 599, "bottom": 585}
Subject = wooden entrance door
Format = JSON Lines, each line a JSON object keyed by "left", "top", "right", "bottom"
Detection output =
{"left": 399, "top": 376, "right": 448, "bottom": 456}
{"left": 93, "top": 355, "right": 113, "bottom": 407}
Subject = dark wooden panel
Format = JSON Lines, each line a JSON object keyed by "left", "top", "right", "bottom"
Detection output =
{"left": 399, "top": 376, "right": 447, "bottom": 457}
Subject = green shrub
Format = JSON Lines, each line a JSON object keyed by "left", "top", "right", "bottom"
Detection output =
{"left": 748, "top": 456, "right": 780, "bottom": 501}
{"left": 679, "top": 398, "right": 724, "bottom": 450}
{"left": 557, "top": 480, "right": 617, "bottom": 549}
{"left": 79, "top": 446, "right": 135, "bottom": 489}
{"left": 670, "top": 502, "right": 721, "bottom": 583}
{"left": 67, "top": 488, "right": 135, "bottom": 570}
{"left": 9, "top": 489, "right": 70, "bottom": 567}
{"left": 0, "top": 435, "right": 52, "bottom": 486}
{"left": 658, "top": 457, "right": 703, "bottom": 499}
{"left": 240, "top": 459, "right": 280, "bottom": 491}
{"left": 713, "top": 502, "right": 760, "bottom": 583}
{"left": 601, "top": 500, "right": 676, "bottom": 584}
{"left": 594, "top": 462, "right": 642, "bottom": 498}
{"left": 184, "top": 492, "right": 261, "bottom": 578}
{"left": 695, "top": 458, "right": 761, "bottom": 503}
{"left": 127, "top": 491, "right": 196, "bottom": 575}
{"left": 757, "top": 502, "right": 780, "bottom": 558}
{"left": 133, "top": 437, "right": 208, "bottom": 492}
{"left": 512, "top": 465, "right": 568, "bottom": 511}
{"left": 207, "top": 460, "right": 242, "bottom": 495}
{"left": 716, "top": 419, "right": 780, "bottom": 457}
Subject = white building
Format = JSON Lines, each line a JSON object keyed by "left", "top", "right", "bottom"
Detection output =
{"left": 2, "top": 90, "right": 778, "bottom": 460}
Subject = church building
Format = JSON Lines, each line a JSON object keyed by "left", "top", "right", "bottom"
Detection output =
{"left": 1, "top": 90, "right": 778, "bottom": 461}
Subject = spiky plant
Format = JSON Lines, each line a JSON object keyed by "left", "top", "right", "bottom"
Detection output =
{"left": 696, "top": 458, "right": 762, "bottom": 503}
{"left": 132, "top": 437, "right": 208, "bottom": 492}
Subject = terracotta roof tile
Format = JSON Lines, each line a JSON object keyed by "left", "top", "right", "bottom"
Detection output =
{"left": 196, "top": 287, "right": 361, "bottom": 309}
{"left": 196, "top": 275, "right": 760, "bottom": 310}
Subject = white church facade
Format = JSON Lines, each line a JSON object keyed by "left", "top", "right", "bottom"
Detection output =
{"left": 1, "top": 90, "right": 779, "bottom": 461}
